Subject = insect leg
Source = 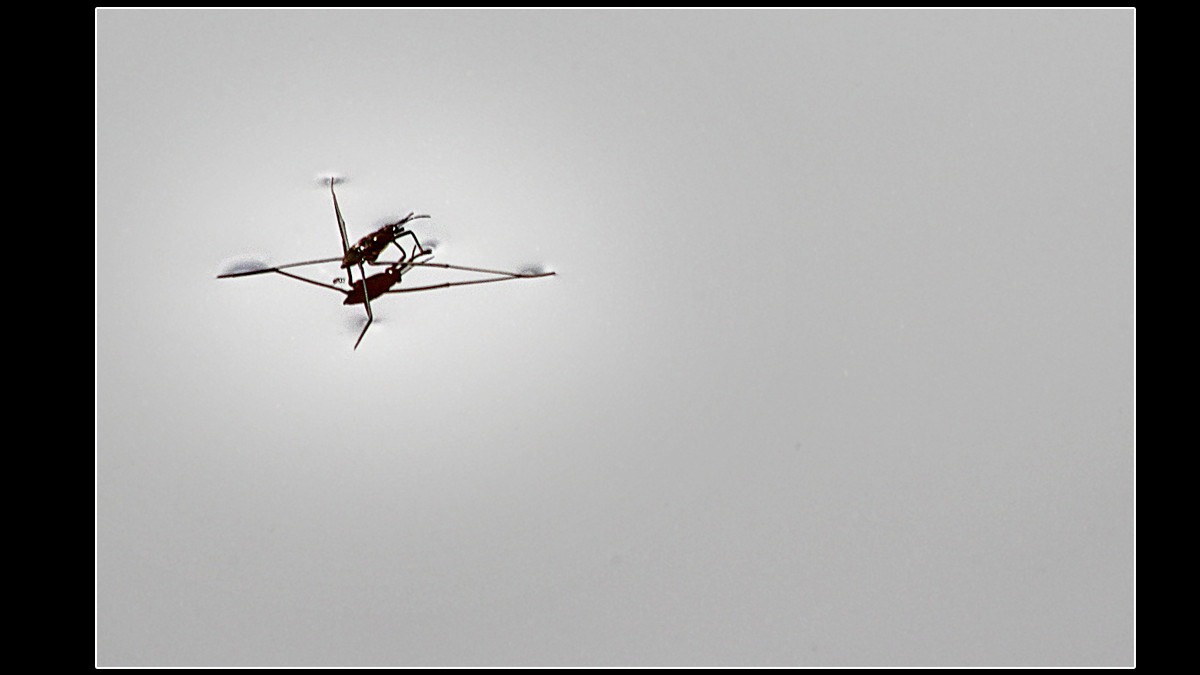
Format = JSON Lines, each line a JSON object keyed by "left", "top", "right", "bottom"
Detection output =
{"left": 332, "top": 181, "right": 352, "bottom": 259}
{"left": 385, "top": 271, "right": 555, "bottom": 294}
{"left": 388, "top": 236, "right": 410, "bottom": 263}
{"left": 398, "top": 230, "right": 429, "bottom": 258}
{"left": 354, "top": 262, "right": 373, "bottom": 350}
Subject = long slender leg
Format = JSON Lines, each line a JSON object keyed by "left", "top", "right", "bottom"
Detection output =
{"left": 332, "top": 181, "right": 357, "bottom": 289}
{"left": 273, "top": 269, "right": 352, "bottom": 294}
{"left": 385, "top": 271, "right": 555, "bottom": 294}
{"left": 331, "top": 181, "right": 351, "bottom": 259}
{"left": 354, "top": 262, "right": 372, "bottom": 349}
{"left": 217, "top": 256, "right": 343, "bottom": 278}
{"left": 397, "top": 261, "right": 531, "bottom": 277}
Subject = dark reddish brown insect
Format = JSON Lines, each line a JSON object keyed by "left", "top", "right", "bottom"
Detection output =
{"left": 341, "top": 212, "right": 431, "bottom": 269}
{"left": 218, "top": 178, "right": 554, "bottom": 349}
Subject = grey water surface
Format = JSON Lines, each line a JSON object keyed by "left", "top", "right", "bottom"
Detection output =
{"left": 97, "top": 9, "right": 1134, "bottom": 666}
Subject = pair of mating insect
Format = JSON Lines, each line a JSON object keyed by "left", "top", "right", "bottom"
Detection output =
{"left": 219, "top": 179, "right": 554, "bottom": 348}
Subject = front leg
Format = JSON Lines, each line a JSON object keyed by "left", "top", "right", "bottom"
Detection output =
{"left": 397, "top": 230, "right": 430, "bottom": 259}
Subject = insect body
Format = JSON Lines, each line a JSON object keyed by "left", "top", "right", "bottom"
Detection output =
{"left": 342, "top": 213, "right": 431, "bottom": 269}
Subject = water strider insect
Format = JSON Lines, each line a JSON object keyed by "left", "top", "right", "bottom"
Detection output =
{"left": 218, "top": 178, "right": 555, "bottom": 349}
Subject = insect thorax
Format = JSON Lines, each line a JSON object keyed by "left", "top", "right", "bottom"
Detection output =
{"left": 344, "top": 225, "right": 408, "bottom": 266}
